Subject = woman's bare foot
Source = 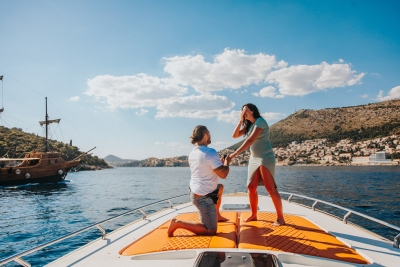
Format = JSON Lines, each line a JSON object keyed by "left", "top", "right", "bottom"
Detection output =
{"left": 243, "top": 214, "right": 257, "bottom": 222}
{"left": 167, "top": 218, "right": 178, "bottom": 237}
{"left": 218, "top": 214, "right": 229, "bottom": 222}
{"left": 271, "top": 219, "right": 285, "bottom": 227}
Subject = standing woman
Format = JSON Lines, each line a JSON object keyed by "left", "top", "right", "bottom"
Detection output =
{"left": 229, "top": 103, "right": 285, "bottom": 225}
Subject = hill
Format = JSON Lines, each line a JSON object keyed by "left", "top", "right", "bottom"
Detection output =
{"left": 104, "top": 155, "right": 123, "bottom": 161}
{"left": 104, "top": 154, "right": 137, "bottom": 162}
{"left": 0, "top": 126, "right": 109, "bottom": 169}
{"left": 104, "top": 154, "right": 139, "bottom": 166}
{"left": 228, "top": 99, "right": 400, "bottom": 150}
{"left": 270, "top": 99, "right": 400, "bottom": 147}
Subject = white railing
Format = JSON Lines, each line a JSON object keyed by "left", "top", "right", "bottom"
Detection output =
{"left": 0, "top": 193, "right": 188, "bottom": 267}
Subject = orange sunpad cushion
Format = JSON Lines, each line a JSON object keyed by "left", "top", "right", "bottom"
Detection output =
{"left": 238, "top": 212, "right": 369, "bottom": 264}
{"left": 119, "top": 211, "right": 238, "bottom": 256}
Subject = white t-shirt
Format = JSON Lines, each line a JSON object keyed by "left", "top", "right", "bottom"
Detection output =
{"left": 189, "top": 145, "right": 223, "bottom": 196}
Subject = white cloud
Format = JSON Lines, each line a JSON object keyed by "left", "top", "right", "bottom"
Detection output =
{"left": 361, "top": 94, "right": 369, "bottom": 98}
{"left": 156, "top": 94, "right": 235, "bottom": 118}
{"left": 376, "top": 86, "right": 400, "bottom": 101}
{"left": 253, "top": 86, "right": 284, "bottom": 98}
{"left": 69, "top": 96, "right": 81, "bottom": 101}
{"left": 84, "top": 74, "right": 187, "bottom": 110}
{"left": 163, "top": 48, "right": 287, "bottom": 93}
{"left": 135, "top": 108, "right": 149, "bottom": 115}
{"left": 339, "top": 59, "right": 344, "bottom": 63}
{"left": 217, "top": 110, "right": 283, "bottom": 124}
{"left": 85, "top": 49, "right": 365, "bottom": 120}
{"left": 260, "top": 86, "right": 277, "bottom": 97}
{"left": 217, "top": 110, "right": 241, "bottom": 124}
{"left": 266, "top": 62, "right": 365, "bottom": 96}
{"left": 155, "top": 142, "right": 164, "bottom": 145}
{"left": 262, "top": 112, "right": 284, "bottom": 121}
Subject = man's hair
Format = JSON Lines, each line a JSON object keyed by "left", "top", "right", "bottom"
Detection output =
{"left": 190, "top": 125, "right": 208, "bottom": 145}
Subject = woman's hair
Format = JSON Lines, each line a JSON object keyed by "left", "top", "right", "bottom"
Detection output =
{"left": 190, "top": 125, "right": 208, "bottom": 145}
{"left": 241, "top": 103, "right": 262, "bottom": 136}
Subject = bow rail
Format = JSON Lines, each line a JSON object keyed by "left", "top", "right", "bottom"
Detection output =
{"left": 0, "top": 193, "right": 188, "bottom": 267}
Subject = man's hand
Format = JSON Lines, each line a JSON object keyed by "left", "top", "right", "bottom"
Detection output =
{"left": 214, "top": 156, "right": 230, "bottom": 179}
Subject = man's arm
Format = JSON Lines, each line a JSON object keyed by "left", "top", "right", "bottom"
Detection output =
{"left": 213, "top": 156, "right": 230, "bottom": 179}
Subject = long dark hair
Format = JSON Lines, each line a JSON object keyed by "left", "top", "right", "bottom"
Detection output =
{"left": 242, "top": 103, "right": 262, "bottom": 136}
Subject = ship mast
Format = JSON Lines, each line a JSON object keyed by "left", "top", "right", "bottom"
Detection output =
{"left": 0, "top": 75, "right": 4, "bottom": 113}
{"left": 45, "top": 97, "right": 49, "bottom": 152}
{"left": 38, "top": 97, "right": 61, "bottom": 153}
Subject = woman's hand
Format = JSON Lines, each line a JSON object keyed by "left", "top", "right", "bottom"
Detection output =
{"left": 228, "top": 152, "right": 237, "bottom": 160}
{"left": 240, "top": 107, "right": 247, "bottom": 122}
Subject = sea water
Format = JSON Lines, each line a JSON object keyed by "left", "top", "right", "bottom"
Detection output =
{"left": 0, "top": 166, "right": 399, "bottom": 266}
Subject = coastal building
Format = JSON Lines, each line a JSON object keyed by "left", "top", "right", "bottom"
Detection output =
{"left": 351, "top": 156, "right": 370, "bottom": 165}
{"left": 164, "top": 160, "right": 174, "bottom": 167}
{"left": 369, "top": 152, "right": 391, "bottom": 165}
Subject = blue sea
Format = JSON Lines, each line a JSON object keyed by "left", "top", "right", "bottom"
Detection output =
{"left": 1, "top": 166, "right": 399, "bottom": 266}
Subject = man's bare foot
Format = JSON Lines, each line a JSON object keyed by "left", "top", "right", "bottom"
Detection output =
{"left": 218, "top": 215, "right": 229, "bottom": 222}
{"left": 167, "top": 218, "right": 178, "bottom": 237}
{"left": 243, "top": 214, "right": 257, "bottom": 222}
{"left": 271, "top": 219, "right": 285, "bottom": 227}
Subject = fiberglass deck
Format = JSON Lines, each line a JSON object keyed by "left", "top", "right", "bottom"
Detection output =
{"left": 119, "top": 211, "right": 368, "bottom": 264}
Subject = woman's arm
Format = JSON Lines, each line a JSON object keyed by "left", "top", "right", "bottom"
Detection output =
{"left": 232, "top": 109, "right": 247, "bottom": 138}
{"left": 229, "top": 127, "right": 263, "bottom": 159}
{"left": 232, "top": 120, "right": 245, "bottom": 138}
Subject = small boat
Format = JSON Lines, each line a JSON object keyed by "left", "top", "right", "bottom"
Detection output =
{"left": 0, "top": 191, "right": 399, "bottom": 266}
{"left": 0, "top": 97, "right": 81, "bottom": 186}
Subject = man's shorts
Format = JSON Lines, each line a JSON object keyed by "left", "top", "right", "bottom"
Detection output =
{"left": 190, "top": 188, "right": 218, "bottom": 232}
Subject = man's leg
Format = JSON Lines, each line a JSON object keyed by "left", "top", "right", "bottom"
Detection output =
{"left": 216, "top": 184, "right": 228, "bottom": 222}
{"left": 167, "top": 219, "right": 214, "bottom": 237}
{"left": 168, "top": 194, "right": 217, "bottom": 236}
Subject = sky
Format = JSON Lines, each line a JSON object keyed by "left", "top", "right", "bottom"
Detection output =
{"left": 0, "top": 0, "right": 399, "bottom": 160}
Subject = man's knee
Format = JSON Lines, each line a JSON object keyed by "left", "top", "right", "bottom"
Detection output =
{"left": 205, "top": 229, "right": 217, "bottom": 235}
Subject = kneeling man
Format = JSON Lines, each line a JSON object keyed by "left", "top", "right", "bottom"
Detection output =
{"left": 168, "top": 125, "right": 230, "bottom": 236}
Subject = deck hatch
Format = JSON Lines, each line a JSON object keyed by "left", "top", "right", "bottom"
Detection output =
{"left": 222, "top": 204, "right": 257, "bottom": 210}
{"left": 194, "top": 252, "right": 280, "bottom": 267}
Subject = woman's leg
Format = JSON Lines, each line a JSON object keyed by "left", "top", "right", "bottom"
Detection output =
{"left": 259, "top": 166, "right": 285, "bottom": 226}
{"left": 216, "top": 184, "right": 228, "bottom": 222}
{"left": 244, "top": 170, "right": 261, "bottom": 222}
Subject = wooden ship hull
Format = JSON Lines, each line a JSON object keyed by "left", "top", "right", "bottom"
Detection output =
{"left": 0, "top": 152, "right": 80, "bottom": 186}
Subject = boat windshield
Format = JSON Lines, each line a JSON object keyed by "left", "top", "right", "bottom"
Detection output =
{"left": 195, "top": 252, "right": 280, "bottom": 267}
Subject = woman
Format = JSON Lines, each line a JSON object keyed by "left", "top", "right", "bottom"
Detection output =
{"left": 229, "top": 103, "right": 285, "bottom": 226}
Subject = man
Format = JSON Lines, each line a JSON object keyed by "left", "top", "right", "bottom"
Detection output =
{"left": 167, "top": 125, "right": 230, "bottom": 237}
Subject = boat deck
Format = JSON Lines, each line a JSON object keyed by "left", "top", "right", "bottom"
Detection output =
{"left": 46, "top": 193, "right": 400, "bottom": 267}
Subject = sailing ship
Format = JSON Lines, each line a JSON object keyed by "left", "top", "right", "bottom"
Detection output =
{"left": 0, "top": 97, "right": 81, "bottom": 186}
